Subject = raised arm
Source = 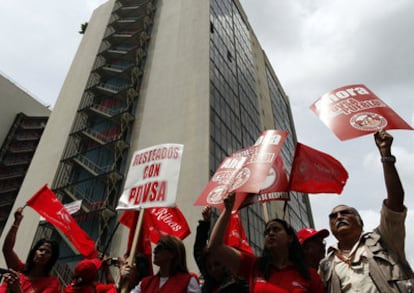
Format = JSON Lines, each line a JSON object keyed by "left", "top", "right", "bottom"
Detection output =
{"left": 2, "top": 207, "right": 24, "bottom": 270}
{"left": 207, "top": 193, "right": 241, "bottom": 275}
{"left": 193, "top": 206, "right": 211, "bottom": 274}
{"left": 374, "top": 130, "right": 404, "bottom": 212}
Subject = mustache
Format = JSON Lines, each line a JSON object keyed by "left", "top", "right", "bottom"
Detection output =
{"left": 336, "top": 219, "right": 349, "bottom": 228}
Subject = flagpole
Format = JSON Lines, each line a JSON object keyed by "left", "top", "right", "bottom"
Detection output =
{"left": 121, "top": 207, "right": 145, "bottom": 293}
{"left": 262, "top": 202, "right": 269, "bottom": 223}
{"left": 282, "top": 200, "right": 288, "bottom": 220}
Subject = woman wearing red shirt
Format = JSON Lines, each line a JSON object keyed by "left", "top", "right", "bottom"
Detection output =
{"left": 1, "top": 207, "right": 61, "bottom": 293}
{"left": 208, "top": 193, "right": 324, "bottom": 292}
{"left": 131, "top": 235, "right": 200, "bottom": 293}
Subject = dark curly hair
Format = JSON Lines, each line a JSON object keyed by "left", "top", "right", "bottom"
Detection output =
{"left": 257, "top": 219, "right": 310, "bottom": 281}
{"left": 23, "top": 238, "right": 60, "bottom": 276}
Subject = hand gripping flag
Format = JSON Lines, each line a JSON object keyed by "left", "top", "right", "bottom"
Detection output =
{"left": 27, "top": 185, "right": 98, "bottom": 258}
{"left": 289, "top": 143, "right": 348, "bottom": 194}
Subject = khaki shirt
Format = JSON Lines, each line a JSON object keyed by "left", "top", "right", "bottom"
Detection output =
{"left": 320, "top": 203, "right": 410, "bottom": 292}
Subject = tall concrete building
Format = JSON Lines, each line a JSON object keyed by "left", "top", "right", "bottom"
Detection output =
{"left": 0, "top": 0, "right": 314, "bottom": 280}
{"left": 0, "top": 74, "right": 50, "bottom": 235}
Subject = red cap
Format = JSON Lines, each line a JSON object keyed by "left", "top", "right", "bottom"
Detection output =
{"left": 297, "top": 228, "right": 329, "bottom": 245}
{"left": 74, "top": 258, "right": 102, "bottom": 282}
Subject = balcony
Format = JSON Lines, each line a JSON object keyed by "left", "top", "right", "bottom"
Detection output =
{"left": 95, "top": 60, "right": 135, "bottom": 79}
{"left": 20, "top": 120, "right": 47, "bottom": 130}
{"left": 73, "top": 154, "right": 115, "bottom": 177}
{"left": 89, "top": 102, "right": 129, "bottom": 118}
{"left": 91, "top": 79, "right": 130, "bottom": 95}
{"left": 82, "top": 126, "right": 122, "bottom": 145}
{"left": 2, "top": 154, "right": 31, "bottom": 166}
{"left": 14, "top": 131, "right": 42, "bottom": 141}
{"left": 0, "top": 182, "right": 20, "bottom": 194}
{"left": 0, "top": 168, "right": 25, "bottom": 180}
{"left": 105, "top": 43, "right": 138, "bottom": 57}
{"left": 8, "top": 142, "right": 37, "bottom": 153}
{"left": 63, "top": 185, "right": 118, "bottom": 214}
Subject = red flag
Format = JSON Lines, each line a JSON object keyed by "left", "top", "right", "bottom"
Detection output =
{"left": 27, "top": 185, "right": 98, "bottom": 258}
{"left": 118, "top": 206, "right": 190, "bottom": 254}
{"left": 225, "top": 212, "right": 253, "bottom": 255}
{"left": 118, "top": 210, "right": 152, "bottom": 256}
{"left": 289, "top": 143, "right": 348, "bottom": 194}
{"left": 145, "top": 206, "right": 191, "bottom": 243}
{"left": 118, "top": 210, "right": 153, "bottom": 275}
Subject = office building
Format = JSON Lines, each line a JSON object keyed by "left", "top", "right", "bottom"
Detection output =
{"left": 0, "top": 0, "right": 314, "bottom": 280}
{"left": 0, "top": 74, "right": 50, "bottom": 235}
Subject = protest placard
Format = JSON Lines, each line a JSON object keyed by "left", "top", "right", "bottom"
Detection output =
{"left": 117, "top": 144, "right": 184, "bottom": 210}
{"left": 311, "top": 84, "right": 413, "bottom": 140}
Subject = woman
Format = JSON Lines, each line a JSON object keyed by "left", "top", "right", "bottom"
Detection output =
{"left": 193, "top": 206, "right": 249, "bottom": 293}
{"left": 1, "top": 207, "right": 61, "bottom": 292}
{"left": 208, "top": 193, "right": 324, "bottom": 292}
{"left": 131, "top": 235, "right": 201, "bottom": 293}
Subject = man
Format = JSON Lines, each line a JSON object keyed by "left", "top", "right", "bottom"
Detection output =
{"left": 63, "top": 258, "right": 117, "bottom": 293}
{"left": 319, "top": 130, "right": 414, "bottom": 292}
{"left": 297, "top": 228, "right": 329, "bottom": 270}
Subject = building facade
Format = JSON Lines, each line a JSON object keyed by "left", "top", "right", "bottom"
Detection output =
{"left": 0, "top": 0, "right": 314, "bottom": 281}
{"left": 0, "top": 74, "right": 50, "bottom": 235}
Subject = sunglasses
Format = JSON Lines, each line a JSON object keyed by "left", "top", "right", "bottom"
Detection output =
{"left": 329, "top": 209, "right": 353, "bottom": 220}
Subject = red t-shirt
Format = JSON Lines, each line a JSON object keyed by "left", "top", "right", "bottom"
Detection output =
{"left": 238, "top": 252, "right": 324, "bottom": 293}
{"left": 0, "top": 273, "right": 61, "bottom": 293}
{"left": 64, "top": 282, "right": 117, "bottom": 293}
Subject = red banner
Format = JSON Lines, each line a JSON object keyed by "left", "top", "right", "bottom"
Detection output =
{"left": 310, "top": 84, "right": 413, "bottom": 140}
{"left": 27, "top": 185, "right": 98, "bottom": 258}
{"left": 225, "top": 212, "right": 253, "bottom": 255}
{"left": 144, "top": 206, "right": 191, "bottom": 243}
{"left": 289, "top": 143, "right": 348, "bottom": 194}
{"left": 231, "top": 130, "right": 288, "bottom": 193}
{"left": 119, "top": 206, "right": 190, "bottom": 246}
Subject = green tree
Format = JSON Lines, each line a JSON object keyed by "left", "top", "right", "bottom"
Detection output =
{"left": 79, "top": 22, "right": 88, "bottom": 34}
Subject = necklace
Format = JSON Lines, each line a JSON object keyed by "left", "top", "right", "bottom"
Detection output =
{"left": 335, "top": 249, "right": 354, "bottom": 266}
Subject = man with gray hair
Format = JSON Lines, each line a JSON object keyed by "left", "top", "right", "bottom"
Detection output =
{"left": 319, "top": 130, "right": 413, "bottom": 292}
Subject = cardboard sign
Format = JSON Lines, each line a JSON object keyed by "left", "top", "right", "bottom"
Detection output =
{"left": 231, "top": 130, "right": 288, "bottom": 193}
{"left": 194, "top": 130, "right": 288, "bottom": 211}
{"left": 310, "top": 84, "right": 413, "bottom": 140}
{"left": 193, "top": 156, "right": 248, "bottom": 209}
{"left": 117, "top": 144, "right": 184, "bottom": 210}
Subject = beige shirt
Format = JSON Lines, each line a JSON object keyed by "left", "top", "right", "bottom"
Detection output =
{"left": 328, "top": 203, "right": 407, "bottom": 292}
{"left": 333, "top": 242, "right": 377, "bottom": 292}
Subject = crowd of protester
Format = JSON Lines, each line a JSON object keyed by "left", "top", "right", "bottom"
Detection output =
{"left": 1, "top": 130, "right": 413, "bottom": 292}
